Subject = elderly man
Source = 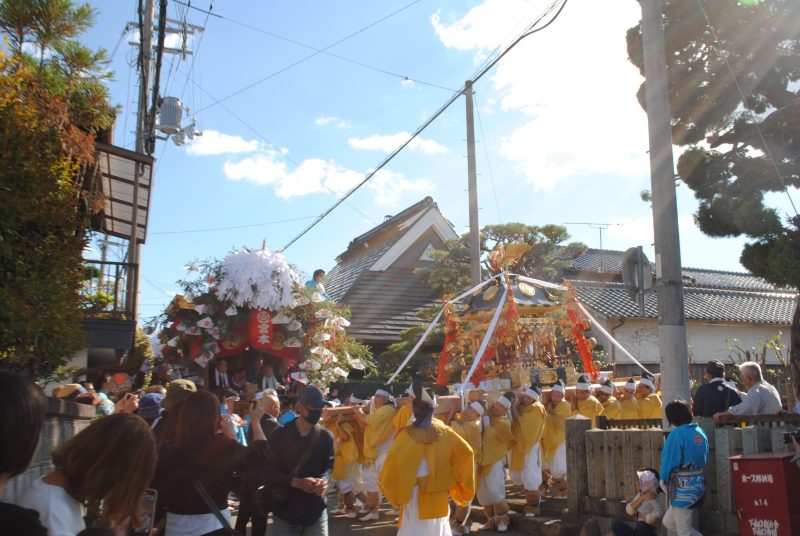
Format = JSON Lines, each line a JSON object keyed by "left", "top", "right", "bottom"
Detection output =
{"left": 595, "top": 378, "right": 622, "bottom": 420}
{"left": 619, "top": 378, "right": 640, "bottom": 420}
{"left": 636, "top": 372, "right": 663, "bottom": 420}
{"left": 353, "top": 386, "right": 397, "bottom": 521}
{"left": 510, "top": 384, "right": 547, "bottom": 515}
{"left": 573, "top": 374, "right": 604, "bottom": 427}
{"left": 693, "top": 360, "right": 742, "bottom": 418}
{"left": 714, "top": 361, "right": 782, "bottom": 421}
{"left": 256, "top": 363, "right": 284, "bottom": 393}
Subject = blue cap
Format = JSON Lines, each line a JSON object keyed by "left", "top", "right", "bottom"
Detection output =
{"left": 137, "top": 393, "right": 164, "bottom": 420}
{"left": 297, "top": 385, "right": 329, "bottom": 409}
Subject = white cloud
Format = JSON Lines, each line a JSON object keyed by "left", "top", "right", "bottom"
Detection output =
{"left": 185, "top": 130, "right": 262, "bottom": 156}
{"left": 401, "top": 78, "right": 416, "bottom": 88}
{"left": 314, "top": 116, "right": 350, "bottom": 128}
{"left": 433, "top": 0, "right": 649, "bottom": 190}
{"left": 222, "top": 151, "right": 432, "bottom": 206}
{"left": 348, "top": 132, "right": 449, "bottom": 155}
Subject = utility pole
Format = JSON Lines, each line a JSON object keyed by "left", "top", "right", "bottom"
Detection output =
{"left": 127, "top": 0, "right": 156, "bottom": 322}
{"left": 464, "top": 80, "right": 481, "bottom": 285}
{"left": 640, "top": 0, "right": 690, "bottom": 413}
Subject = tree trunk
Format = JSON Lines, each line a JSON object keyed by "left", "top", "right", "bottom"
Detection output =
{"left": 789, "top": 297, "right": 800, "bottom": 404}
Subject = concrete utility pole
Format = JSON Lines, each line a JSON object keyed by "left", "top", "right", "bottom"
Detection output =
{"left": 464, "top": 80, "right": 481, "bottom": 285}
{"left": 127, "top": 0, "right": 156, "bottom": 321}
{"left": 640, "top": 0, "right": 691, "bottom": 412}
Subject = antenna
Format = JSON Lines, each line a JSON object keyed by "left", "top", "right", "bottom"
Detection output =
{"left": 563, "top": 222, "right": 623, "bottom": 272}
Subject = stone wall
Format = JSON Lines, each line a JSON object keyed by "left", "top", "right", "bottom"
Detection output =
{"left": 1, "top": 397, "right": 95, "bottom": 504}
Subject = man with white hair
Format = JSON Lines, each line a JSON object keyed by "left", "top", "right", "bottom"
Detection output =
{"left": 572, "top": 374, "right": 604, "bottom": 427}
{"left": 477, "top": 393, "right": 514, "bottom": 532}
{"left": 714, "top": 361, "right": 782, "bottom": 421}
{"left": 541, "top": 380, "right": 571, "bottom": 498}
{"left": 619, "top": 378, "right": 640, "bottom": 420}
{"left": 510, "top": 384, "right": 547, "bottom": 515}
{"left": 353, "top": 386, "right": 397, "bottom": 521}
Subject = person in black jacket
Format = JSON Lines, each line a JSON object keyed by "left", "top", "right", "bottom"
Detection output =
{"left": 692, "top": 360, "right": 742, "bottom": 418}
{"left": 264, "top": 385, "right": 334, "bottom": 535}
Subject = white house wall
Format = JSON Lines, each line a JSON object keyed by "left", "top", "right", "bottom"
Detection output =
{"left": 591, "top": 317, "right": 790, "bottom": 366}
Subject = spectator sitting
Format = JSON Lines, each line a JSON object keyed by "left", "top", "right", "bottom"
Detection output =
{"left": 713, "top": 361, "right": 782, "bottom": 421}
{"left": 137, "top": 393, "right": 164, "bottom": 426}
{"left": 208, "top": 359, "right": 233, "bottom": 399}
{"left": 19, "top": 413, "right": 157, "bottom": 536}
{"left": 0, "top": 372, "right": 48, "bottom": 536}
{"left": 692, "top": 360, "right": 742, "bottom": 418}
{"left": 256, "top": 363, "right": 284, "bottom": 393}
{"left": 611, "top": 468, "right": 664, "bottom": 536}
{"left": 305, "top": 269, "right": 331, "bottom": 300}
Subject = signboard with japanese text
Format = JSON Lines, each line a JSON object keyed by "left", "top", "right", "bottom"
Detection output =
{"left": 729, "top": 453, "right": 800, "bottom": 536}
{"left": 249, "top": 310, "right": 274, "bottom": 350}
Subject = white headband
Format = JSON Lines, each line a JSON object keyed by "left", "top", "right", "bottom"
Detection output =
{"left": 470, "top": 400, "right": 485, "bottom": 416}
{"left": 576, "top": 381, "right": 591, "bottom": 391}
{"left": 524, "top": 387, "right": 540, "bottom": 401}
{"left": 639, "top": 378, "right": 655, "bottom": 390}
{"left": 375, "top": 389, "right": 391, "bottom": 398}
{"left": 625, "top": 380, "right": 637, "bottom": 390}
{"left": 497, "top": 396, "right": 512, "bottom": 409}
{"left": 600, "top": 384, "right": 614, "bottom": 395}
{"left": 551, "top": 383, "right": 565, "bottom": 394}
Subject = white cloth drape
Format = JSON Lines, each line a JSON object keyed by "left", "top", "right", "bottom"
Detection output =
{"left": 509, "top": 443, "right": 543, "bottom": 491}
{"left": 543, "top": 443, "right": 567, "bottom": 478}
{"left": 476, "top": 461, "right": 506, "bottom": 506}
{"left": 363, "top": 439, "right": 393, "bottom": 492}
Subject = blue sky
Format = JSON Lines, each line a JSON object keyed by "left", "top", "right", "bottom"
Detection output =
{"left": 80, "top": 0, "right": 795, "bottom": 324}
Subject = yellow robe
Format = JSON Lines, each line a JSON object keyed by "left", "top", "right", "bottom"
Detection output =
{"left": 510, "top": 402, "right": 546, "bottom": 471}
{"left": 601, "top": 397, "right": 623, "bottom": 421}
{"left": 379, "top": 419, "right": 475, "bottom": 520}
{"left": 479, "top": 416, "right": 512, "bottom": 477}
{"left": 450, "top": 418, "right": 482, "bottom": 463}
{"left": 329, "top": 421, "right": 359, "bottom": 481}
{"left": 620, "top": 397, "right": 639, "bottom": 420}
{"left": 637, "top": 393, "right": 663, "bottom": 420}
{"left": 393, "top": 403, "right": 414, "bottom": 436}
{"left": 363, "top": 404, "right": 397, "bottom": 463}
{"left": 541, "top": 400, "right": 571, "bottom": 463}
{"left": 575, "top": 395, "right": 604, "bottom": 427}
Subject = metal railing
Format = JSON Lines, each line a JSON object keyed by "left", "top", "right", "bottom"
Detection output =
{"left": 82, "top": 259, "right": 136, "bottom": 320}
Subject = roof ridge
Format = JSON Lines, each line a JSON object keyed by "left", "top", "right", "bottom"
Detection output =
{"left": 569, "top": 278, "right": 796, "bottom": 297}
{"left": 345, "top": 196, "right": 435, "bottom": 251}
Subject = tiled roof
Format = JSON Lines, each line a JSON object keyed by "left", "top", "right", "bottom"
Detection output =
{"left": 572, "top": 280, "right": 796, "bottom": 325}
{"left": 325, "top": 241, "right": 396, "bottom": 303}
{"left": 345, "top": 196, "right": 435, "bottom": 251}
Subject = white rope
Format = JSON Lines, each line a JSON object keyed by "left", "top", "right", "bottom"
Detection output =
{"left": 458, "top": 273, "right": 510, "bottom": 391}
{"left": 575, "top": 301, "right": 653, "bottom": 375}
{"left": 386, "top": 272, "right": 507, "bottom": 384}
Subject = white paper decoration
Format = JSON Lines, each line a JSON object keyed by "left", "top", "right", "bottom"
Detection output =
{"left": 271, "top": 312, "right": 292, "bottom": 324}
{"left": 215, "top": 248, "right": 299, "bottom": 311}
{"left": 287, "top": 320, "right": 302, "bottom": 332}
{"left": 285, "top": 337, "right": 302, "bottom": 348}
{"left": 311, "top": 292, "right": 325, "bottom": 303}
{"left": 224, "top": 305, "right": 238, "bottom": 316}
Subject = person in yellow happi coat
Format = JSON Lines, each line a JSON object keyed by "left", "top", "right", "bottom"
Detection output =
{"left": 477, "top": 392, "right": 514, "bottom": 533}
{"left": 635, "top": 372, "right": 663, "bottom": 420}
{"left": 541, "top": 380, "right": 570, "bottom": 497}
{"left": 379, "top": 382, "right": 475, "bottom": 536}
{"left": 619, "top": 378, "right": 640, "bottom": 420}
{"left": 572, "top": 373, "right": 604, "bottom": 427}
{"left": 393, "top": 384, "right": 415, "bottom": 436}
{"left": 353, "top": 386, "right": 397, "bottom": 521}
{"left": 594, "top": 378, "right": 622, "bottom": 420}
{"left": 509, "top": 384, "right": 547, "bottom": 515}
{"left": 447, "top": 399, "right": 484, "bottom": 534}
{"left": 325, "top": 414, "right": 362, "bottom": 518}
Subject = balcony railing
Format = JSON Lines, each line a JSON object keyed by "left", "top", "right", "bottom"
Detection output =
{"left": 82, "top": 260, "right": 136, "bottom": 320}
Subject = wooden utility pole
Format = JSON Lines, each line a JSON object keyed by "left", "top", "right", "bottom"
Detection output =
{"left": 640, "top": 0, "right": 691, "bottom": 412}
{"left": 464, "top": 80, "right": 481, "bottom": 285}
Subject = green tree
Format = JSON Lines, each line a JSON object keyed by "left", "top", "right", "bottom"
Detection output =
{"left": 0, "top": 0, "right": 114, "bottom": 379}
{"left": 380, "top": 223, "right": 586, "bottom": 384}
{"left": 627, "top": 0, "right": 800, "bottom": 387}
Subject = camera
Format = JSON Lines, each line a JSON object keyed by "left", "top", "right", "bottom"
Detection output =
{"left": 783, "top": 429, "right": 800, "bottom": 444}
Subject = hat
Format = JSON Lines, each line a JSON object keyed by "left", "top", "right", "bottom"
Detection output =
{"left": 55, "top": 384, "right": 87, "bottom": 401}
{"left": 497, "top": 391, "right": 515, "bottom": 409}
{"left": 639, "top": 372, "right": 656, "bottom": 391}
{"left": 599, "top": 378, "right": 615, "bottom": 395}
{"left": 162, "top": 379, "right": 197, "bottom": 411}
{"left": 138, "top": 393, "right": 164, "bottom": 420}
{"left": 576, "top": 374, "right": 592, "bottom": 391}
{"left": 411, "top": 377, "right": 436, "bottom": 407}
{"left": 706, "top": 359, "right": 725, "bottom": 378}
{"left": 523, "top": 383, "right": 542, "bottom": 401}
{"left": 298, "top": 384, "right": 329, "bottom": 410}
{"left": 374, "top": 387, "right": 392, "bottom": 399}
{"left": 469, "top": 400, "right": 486, "bottom": 416}
{"left": 624, "top": 378, "right": 637, "bottom": 391}
{"left": 551, "top": 380, "right": 565, "bottom": 395}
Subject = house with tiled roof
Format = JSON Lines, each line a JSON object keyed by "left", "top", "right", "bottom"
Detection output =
{"left": 325, "top": 197, "right": 458, "bottom": 354}
{"left": 566, "top": 249, "right": 797, "bottom": 377}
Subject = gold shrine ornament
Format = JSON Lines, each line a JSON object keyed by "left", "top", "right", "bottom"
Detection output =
{"left": 519, "top": 282, "right": 537, "bottom": 297}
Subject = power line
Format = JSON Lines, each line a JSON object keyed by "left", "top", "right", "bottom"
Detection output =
{"left": 173, "top": 0, "right": 456, "bottom": 93}
{"left": 149, "top": 215, "right": 319, "bottom": 235}
{"left": 474, "top": 94, "right": 502, "bottom": 224}
{"left": 695, "top": 0, "right": 798, "bottom": 217}
{"left": 178, "top": 1, "right": 213, "bottom": 103}
{"left": 192, "top": 0, "right": 427, "bottom": 114}
{"left": 280, "top": 0, "right": 569, "bottom": 251}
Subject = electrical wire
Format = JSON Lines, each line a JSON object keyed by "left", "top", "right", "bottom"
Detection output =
{"left": 172, "top": 0, "right": 456, "bottom": 93}
{"left": 280, "top": 0, "right": 569, "bottom": 251}
{"left": 695, "top": 0, "right": 798, "bottom": 217}
{"left": 178, "top": 1, "right": 213, "bottom": 103}
{"left": 193, "top": 0, "right": 427, "bottom": 114}
{"left": 109, "top": 23, "right": 131, "bottom": 62}
{"left": 474, "top": 94, "right": 502, "bottom": 224}
{"left": 149, "top": 215, "right": 319, "bottom": 235}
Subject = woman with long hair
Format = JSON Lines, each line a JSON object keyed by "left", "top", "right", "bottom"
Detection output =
{"left": 152, "top": 390, "right": 267, "bottom": 536}
{"left": 19, "top": 412, "right": 157, "bottom": 536}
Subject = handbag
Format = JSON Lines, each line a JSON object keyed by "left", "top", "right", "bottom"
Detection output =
{"left": 255, "top": 425, "right": 321, "bottom": 515}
